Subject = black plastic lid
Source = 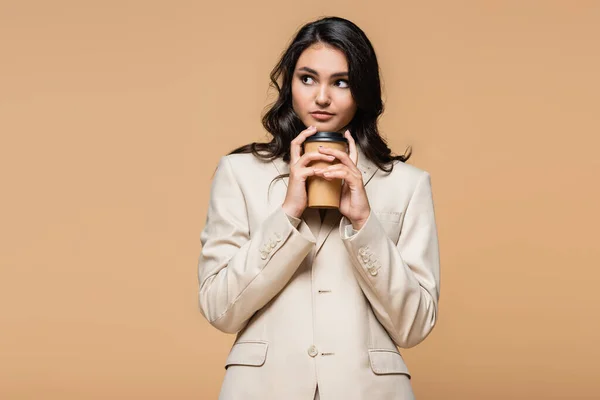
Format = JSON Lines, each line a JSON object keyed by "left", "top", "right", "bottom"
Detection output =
{"left": 304, "top": 131, "right": 348, "bottom": 143}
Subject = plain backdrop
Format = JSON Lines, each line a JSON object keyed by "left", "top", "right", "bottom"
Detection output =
{"left": 1, "top": 1, "right": 599, "bottom": 399}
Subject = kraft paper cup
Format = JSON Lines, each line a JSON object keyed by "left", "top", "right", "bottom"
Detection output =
{"left": 303, "top": 131, "right": 349, "bottom": 209}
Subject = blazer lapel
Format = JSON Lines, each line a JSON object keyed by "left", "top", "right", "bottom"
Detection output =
{"left": 271, "top": 144, "right": 378, "bottom": 255}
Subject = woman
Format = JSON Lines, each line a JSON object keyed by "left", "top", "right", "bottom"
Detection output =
{"left": 197, "top": 16, "right": 440, "bottom": 400}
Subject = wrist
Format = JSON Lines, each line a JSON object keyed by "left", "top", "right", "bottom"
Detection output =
{"left": 351, "top": 220, "right": 366, "bottom": 231}
{"left": 282, "top": 203, "right": 303, "bottom": 219}
{"left": 351, "top": 211, "right": 371, "bottom": 231}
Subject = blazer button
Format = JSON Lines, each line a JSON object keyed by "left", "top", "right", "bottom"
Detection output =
{"left": 274, "top": 233, "right": 282, "bottom": 241}
{"left": 368, "top": 267, "right": 378, "bottom": 276}
{"left": 307, "top": 345, "right": 318, "bottom": 357}
{"left": 261, "top": 253, "right": 268, "bottom": 260}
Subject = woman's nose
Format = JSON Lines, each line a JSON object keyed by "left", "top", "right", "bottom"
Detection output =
{"left": 315, "top": 85, "right": 331, "bottom": 106}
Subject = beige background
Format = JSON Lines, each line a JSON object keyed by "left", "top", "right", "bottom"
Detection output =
{"left": 1, "top": 1, "right": 599, "bottom": 399}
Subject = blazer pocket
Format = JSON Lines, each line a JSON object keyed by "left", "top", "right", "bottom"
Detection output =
{"left": 373, "top": 211, "right": 403, "bottom": 244}
{"left": 225, "top": 341, "right": 268, "bottom": 369}
{"left": 373, "top": 210, "right": 402, "bottom": 223}
{"left": 368, "top": 349, "right": 411, "bottom": 378}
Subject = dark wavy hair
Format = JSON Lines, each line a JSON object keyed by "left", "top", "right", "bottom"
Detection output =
{"left": 226, "top": 16, "right": 411, "bottom": 184}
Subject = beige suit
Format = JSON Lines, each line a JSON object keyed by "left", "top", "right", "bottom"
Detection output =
{"left": 197, "top": 145, "right": 440, "bottom": 399}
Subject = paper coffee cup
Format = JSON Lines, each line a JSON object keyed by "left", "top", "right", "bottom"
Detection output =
{"left": 303, "top": 131, "right": 349, "bottom": 209}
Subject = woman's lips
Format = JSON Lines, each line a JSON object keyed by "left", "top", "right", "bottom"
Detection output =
{"left": 310, "top": 112, "right": 334, "bottom": 121}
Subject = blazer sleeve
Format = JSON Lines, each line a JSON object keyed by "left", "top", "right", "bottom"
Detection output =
{"left": 339, "top": 171, "right": 441, "bottom": 348}
{"left": 197, "top": 156, "right": 316, "bottom": 334}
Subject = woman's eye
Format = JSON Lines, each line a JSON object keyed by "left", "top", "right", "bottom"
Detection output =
{"left": 301, "top": 75, "right": 315, "bottom": 84}
{"left": 300, "top": 75, "right": 349, "bottom": 88}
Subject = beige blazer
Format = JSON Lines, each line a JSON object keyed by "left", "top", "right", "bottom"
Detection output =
{"left": 197, "top": 145, "right": 441, "bottom": 400}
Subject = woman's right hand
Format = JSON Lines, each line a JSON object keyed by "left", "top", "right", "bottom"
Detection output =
{"left": 282, "top": 126, "right": 335, "bottom": 219}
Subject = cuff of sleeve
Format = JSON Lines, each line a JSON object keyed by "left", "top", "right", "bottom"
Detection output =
{"left": 284, "top": 212, "right": 302, "bottom": 229}
{"left": 255, "top": 206, "right": 315, "bottom": 263}
{"left": 341, "top": 222, "right": 360, "bottom": 238}
{"left": 339, "top": 211, "right": 385, "bottom": 276}
{"left": 340, "top": 210, "right": 378, "bottom": 243}
{"left": 279, "top": 206, "right": 315, "bottom": 243}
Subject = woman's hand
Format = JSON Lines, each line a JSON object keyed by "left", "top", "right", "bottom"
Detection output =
{"left": 282, "top": 126, "right": 337, "bottom": 219}
{"left": 314, "top": 130, "right": 371, "bottom": 230}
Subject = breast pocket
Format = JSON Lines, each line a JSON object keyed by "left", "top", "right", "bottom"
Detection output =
{"left": 373, "top": 210, "right": 402, "bottom": 244}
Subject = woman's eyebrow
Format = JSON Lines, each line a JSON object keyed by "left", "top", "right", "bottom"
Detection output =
{"left": 298, "top": 66, "right": 348, "bottom": 78}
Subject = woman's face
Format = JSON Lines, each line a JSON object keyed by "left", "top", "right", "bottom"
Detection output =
{"left": 291, "top": 43, "right": 357, "bottom": 133}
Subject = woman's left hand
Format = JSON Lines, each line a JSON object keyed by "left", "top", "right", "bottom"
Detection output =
{"left": 314, "top": 130, "right": 371, "bottom": 230}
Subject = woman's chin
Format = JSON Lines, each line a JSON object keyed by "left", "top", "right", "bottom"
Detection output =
{"left": 313, "top": 121, "right": 341, "bottom": 132}
{"left": 301, "top": 118, "right": 345, "bottom": 133}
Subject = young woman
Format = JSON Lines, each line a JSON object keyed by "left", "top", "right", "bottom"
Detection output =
{"left": 197, "top": 16, "right": 440, "bottom": 400}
